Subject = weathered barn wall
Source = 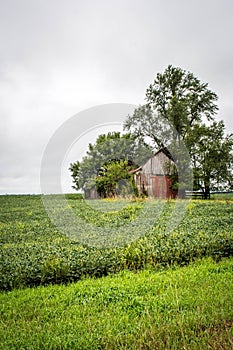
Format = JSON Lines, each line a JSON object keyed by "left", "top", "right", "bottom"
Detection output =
{"left": 142, "top": 150, "right": 173, "bottom": 175}
{"left": 134, "top": 149, "right": 177, "bottom": 199}
{"left": 84, "top": 188, "right": 100, "bottom": 199}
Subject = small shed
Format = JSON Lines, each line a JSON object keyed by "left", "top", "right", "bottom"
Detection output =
{"left": 131, "top": 148, "right": 177, "bottom": 199}
{"left": 84, "top": 188, "right": 100, "bottom": 200}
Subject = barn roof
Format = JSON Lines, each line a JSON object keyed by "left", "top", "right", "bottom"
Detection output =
{"left": 154, "top": 147, "right": 174, "bottom": 162}
{"left": 129, "top": 147, "right": 174, "bottom": 175}
{"left": 128, "top": 166, "right": 142, "bottom": 174}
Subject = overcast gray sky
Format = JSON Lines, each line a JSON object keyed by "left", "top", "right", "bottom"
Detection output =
{"left": 0, "top": 0, "right": 232, "bottom": 194}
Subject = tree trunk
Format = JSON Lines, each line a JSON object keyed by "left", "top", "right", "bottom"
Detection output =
{"left": 178, "top": 189, "right": 186, "bottom": 199}
{"left": 204, "top": 184, "right": 210, "bottom": 199}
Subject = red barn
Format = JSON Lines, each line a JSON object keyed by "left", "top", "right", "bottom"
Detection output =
{"left": 130, "top": 148, "right": 177, "bottom": 199}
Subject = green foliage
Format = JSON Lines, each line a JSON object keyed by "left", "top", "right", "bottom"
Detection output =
{"left": 69, "top": 132, "right": 152, "bottom": 194}
{"left": 95, "top": 159, "right": 136, "bottom": 198}
{"left": 65, "top": 193, "right": 84, "bottom": 200}
{"left": 187, "top": 121, "right": 233, "bottom": 197}
{"left": 0, "top": 258, "right": 232, "bottom": 349}
{"left": 146, "top": 65, "right": 218, "bottom": 126}
{"left": 124, "top": 65, "right": 233, "bottom": 195}
{"left": 0, "top": 195, "right": 233, "bottom": 291}
{"left": 124, "top": 65, "right": 218, "bottom": 148}
{"left": 69, "top": 162, "right": 81, "bottom": 191}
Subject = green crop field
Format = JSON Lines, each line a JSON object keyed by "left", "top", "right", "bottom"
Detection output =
{"left": 0, "top": 194, "right": 232, "bottom": 290}
{"left": 0, "top": 195, "right": 233, "bottom": 349}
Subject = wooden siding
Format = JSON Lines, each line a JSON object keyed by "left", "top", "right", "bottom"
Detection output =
{"left": 134, "top": 149, "right": 177, "bottom": 199}
{"left": 141, "top": 150, "right": 173, "bottom": 175}
{"left": 84, "top": 188, "right": 100, "bottom": 199}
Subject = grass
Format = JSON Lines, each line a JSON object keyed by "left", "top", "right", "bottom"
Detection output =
{"left": 210, "top": 192, "right": 233, "bottom": 201}
{"left": 0, "top": 195, "right": 232, "bottom": 348}
{"left": 0, "top": 257, "right": 232, "bottom": 349}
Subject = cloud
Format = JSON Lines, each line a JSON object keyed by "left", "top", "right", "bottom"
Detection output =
{"left": 0, "top": 0, "right": 232, "bottom": 193}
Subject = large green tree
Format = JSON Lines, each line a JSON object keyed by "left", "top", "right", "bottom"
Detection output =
{"left": 124, "top": 65, "right": 233, "bottom": 197}
{"left": 124, "top": 65, "right": 219, "bottom": 148}
{"left": 69, "top": 132, "right": 152, "bottom": 196}
{"left": 187, "top": 121, "right": 233, "bottom": 198}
